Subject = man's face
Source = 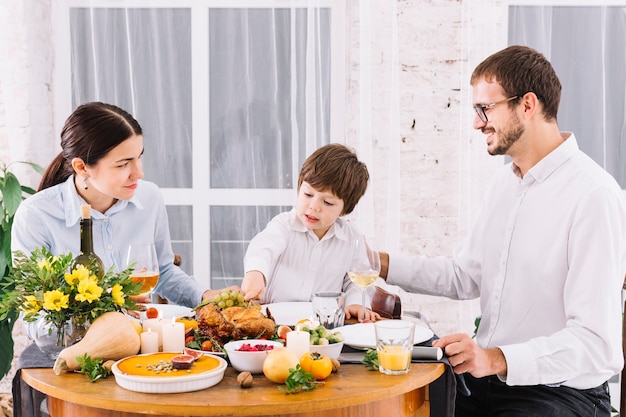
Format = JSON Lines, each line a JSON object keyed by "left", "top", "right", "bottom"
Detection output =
{"left": 472, "top": 80, "right": 524, "bottom": 156}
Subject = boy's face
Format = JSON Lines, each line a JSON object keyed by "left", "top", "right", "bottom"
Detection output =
{"left": 296, "top": 181, "right": 345, "bottom": 240}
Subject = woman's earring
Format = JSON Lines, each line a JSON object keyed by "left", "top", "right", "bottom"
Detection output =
{"left": 83, "top": 177, "right": 89, "bottom": 190}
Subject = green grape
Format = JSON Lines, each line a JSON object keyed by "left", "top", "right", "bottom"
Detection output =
{"left": 225, "top": 299, "right": 234, "bottom": 307}
{"left": 237, "top": 293, "right": 244, "bottom": 303}
{"left": 218, "top": 301, "right": 226, "bottom": 309}
{"left": 213, "top": 294, "right": 222, "bottom": 303}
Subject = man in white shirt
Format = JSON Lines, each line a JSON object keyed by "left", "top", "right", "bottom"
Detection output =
{"left": 380, "top": 45, "right": 626, "bottom": 416}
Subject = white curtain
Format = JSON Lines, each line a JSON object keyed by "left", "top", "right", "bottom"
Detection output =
{"left": 509, "top": 5, "right": 626, "bottom": 187}
{"left": 63, "top": 3, "right": 334, "bottom": 288}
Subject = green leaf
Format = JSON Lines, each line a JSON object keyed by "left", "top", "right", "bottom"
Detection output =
{"left": 278, "top": 365, "right": 320, "bottom": 394}
{"left": 0, "top": 310, "right": 17, "bottom": 378}
{"left": 361, "top": 349, "right": 379, "bottom": 371}
{"left": 0, "top": 160, "right": 42, "bottom": 381}
{"left": 2, "top": 172, "right": 22, "bottom": 218}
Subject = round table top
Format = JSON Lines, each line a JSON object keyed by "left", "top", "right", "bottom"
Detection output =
{"left": 22, "top": 362, "right": 445, "bottom": 416}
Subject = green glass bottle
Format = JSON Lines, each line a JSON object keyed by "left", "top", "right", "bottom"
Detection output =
{"left": 73, "top": 204, "right": 104, "bottom": 279}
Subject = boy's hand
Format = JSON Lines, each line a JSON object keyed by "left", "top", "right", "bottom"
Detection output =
{"left": 345, "top": 304, "right": 381, "bottom": 322}
{"left": 242, "top": 270, "right": 266, "bottom": 302}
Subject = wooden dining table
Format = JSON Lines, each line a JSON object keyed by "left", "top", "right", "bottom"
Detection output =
{"left": 21, "top": 361, "right": 445, "bottom": 417}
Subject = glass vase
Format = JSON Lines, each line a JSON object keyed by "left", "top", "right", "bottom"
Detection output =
{"left": 29, "top": 315, "right": 90, "bottom": 360}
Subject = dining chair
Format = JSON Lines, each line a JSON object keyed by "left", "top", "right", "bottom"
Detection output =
{"left": 371, "top": 285, "right": 402, "bottom": 319}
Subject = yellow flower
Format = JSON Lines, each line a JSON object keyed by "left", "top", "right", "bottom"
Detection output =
{"left": 64, "top": 264, "right": 92, "bottom": 286}
{"left": 43, "top": 290, "right": 69, "bottom": 311}
{"left": 111, "top": 284, "right": 125, "bottom": 306}
{"left": 22, "top": 295, "right": 41, "bottom": 315}
{"left": 75, "top": 277, "right": 103, "bottom": 303}
{"left": 37, "top": 259, "right": 51, "bottom": 270}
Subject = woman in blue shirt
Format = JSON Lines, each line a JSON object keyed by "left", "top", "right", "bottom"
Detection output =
{"left": 12, "top": 102, "right": 236, "bottom": 308}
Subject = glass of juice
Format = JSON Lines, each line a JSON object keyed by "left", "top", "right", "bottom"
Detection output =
{"left": 374, "top": 320, "right": 415, "bottom": 375}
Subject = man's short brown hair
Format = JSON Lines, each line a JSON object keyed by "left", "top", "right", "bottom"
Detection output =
{"left": 471, "top": 45, "right": 561, "bottom": 121}
{"left": 298, "top": 144, "right": 369, "bottom": 215}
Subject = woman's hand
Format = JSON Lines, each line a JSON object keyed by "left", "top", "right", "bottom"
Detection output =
{"left": 241, "top": 270, "right": 266, "bottom": 302}
{"left": 345, "top": 304, "right": 381, "bottom": 322}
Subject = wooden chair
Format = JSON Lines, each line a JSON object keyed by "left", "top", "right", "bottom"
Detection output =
{"left": 371, "top": 286, "right": 402, "bottom": 319}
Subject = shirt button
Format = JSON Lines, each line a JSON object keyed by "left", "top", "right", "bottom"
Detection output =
{"left": 103, "top": 218, "right": 109, "bottom": 222}
{"left": 107, "top": 245, "right": 113, "bottom": 250}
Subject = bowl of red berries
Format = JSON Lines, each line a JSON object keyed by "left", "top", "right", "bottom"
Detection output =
{"left": 223, "top": 339, "right": 284, "bottom": 374}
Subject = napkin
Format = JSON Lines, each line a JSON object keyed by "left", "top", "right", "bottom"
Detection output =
{"left": 12, "top": 343, "right": 54, "bottom": 417}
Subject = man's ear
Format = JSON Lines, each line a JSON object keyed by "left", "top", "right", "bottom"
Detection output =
{"left": 71, "top": 157, "right": 88, "bottom": 176}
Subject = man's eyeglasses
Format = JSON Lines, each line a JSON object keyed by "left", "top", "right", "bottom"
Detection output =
{"left": 473, "top": 96, "right": 518, "bottom": 123}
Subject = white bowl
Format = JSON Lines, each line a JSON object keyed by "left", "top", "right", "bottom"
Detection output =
{"left": 112, "top": 352, "right": 227, "bottom": 393}
{"left": 223, "top": 339, "right": 284, "bottom": 374}
{"left": 309, "top": 341, "right": 344, "bottom": 359}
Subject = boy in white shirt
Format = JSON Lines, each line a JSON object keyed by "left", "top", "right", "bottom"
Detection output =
{"left": 242, "top": 143, "right": 380, "bottom": 322}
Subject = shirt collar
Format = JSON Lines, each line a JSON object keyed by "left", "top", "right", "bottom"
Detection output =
{"left": 61, "top": 175, "right": 143, "bottom": 226}
{"left": 511, "top": 132, "right": 577, "bottom": 183}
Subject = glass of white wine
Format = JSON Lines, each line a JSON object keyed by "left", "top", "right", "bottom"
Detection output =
{"left": 125, "top": 243, "right": 160, "bottom": 300}
{"left": 348, "top": 236, "right": 380, "bottom": 322}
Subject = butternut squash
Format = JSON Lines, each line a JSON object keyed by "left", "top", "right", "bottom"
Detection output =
{"left": 53, "top": 311, "right": 140, "bottom": 375}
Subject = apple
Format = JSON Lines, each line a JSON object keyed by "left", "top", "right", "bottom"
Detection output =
{"left": 262, "top": 347, "right": 298, "bottom": 383}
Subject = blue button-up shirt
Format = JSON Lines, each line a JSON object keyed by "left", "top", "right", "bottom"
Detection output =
{"left": 11, "top": 175, "right": 205, "bottom": 308}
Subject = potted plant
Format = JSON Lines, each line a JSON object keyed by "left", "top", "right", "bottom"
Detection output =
{"left": 0, "top": 161, "right": 43, "bottom": 380}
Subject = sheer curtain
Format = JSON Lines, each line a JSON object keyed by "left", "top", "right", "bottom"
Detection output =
{"left": 508, "top": 5, "right": 626, "bottom": 188}
{"left": 56, "top": 1, "right": 338, "bottom": 289}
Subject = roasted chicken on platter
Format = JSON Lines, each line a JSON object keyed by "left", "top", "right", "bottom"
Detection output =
{"left": 196, "top": 304, "right": 275, "bottom": 347}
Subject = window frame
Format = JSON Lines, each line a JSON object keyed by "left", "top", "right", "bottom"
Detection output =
{"left": 51, "top": 0, "right": 346, "bottom": 286}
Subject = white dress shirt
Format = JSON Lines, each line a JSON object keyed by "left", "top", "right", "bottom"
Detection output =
{"left": 387, "top": 134, "right": 626, "bottom": 389}
{"left": 244, "top": 209, "right": 373, "bottom": 307}
{"left": 11, "top": 176, "right": 205, "bottom": 308}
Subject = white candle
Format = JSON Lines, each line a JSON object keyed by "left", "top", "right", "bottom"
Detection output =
{"left": 286, "top": 327, "right": 310, "bottom": 360}
{"left": 161, "top": 318, "right": 185, "bottom": 352}
{"left": 142, "top": 318, "right": 163, "bottom": 350}
{"left": 140, "top": 328, "right": 159, "bottom": 354}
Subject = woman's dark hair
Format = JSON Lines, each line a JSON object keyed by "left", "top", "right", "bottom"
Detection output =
{"left": 38, "top": 102, "right": 142, "bottom": 191}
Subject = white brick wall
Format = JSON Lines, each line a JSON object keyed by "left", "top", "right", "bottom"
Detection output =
{"left": 0, "top": 0, "right": 513, "bottom": 393}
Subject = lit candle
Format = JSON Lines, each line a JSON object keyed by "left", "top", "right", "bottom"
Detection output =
{"left": 142, "top": 318, "right": 163, "bottom": 350}
{"left": 161, "top": 317, "right": 185, "bottom": 352}
{"left": 286, "top": 325, "right": 310, "bottom": 360}
{"left": 140, "top": 328, "right": 159, "bottom": 354}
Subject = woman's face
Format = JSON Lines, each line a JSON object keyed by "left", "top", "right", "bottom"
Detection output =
{"left": 84, "top": 134, "right": 144, "bottom": 203}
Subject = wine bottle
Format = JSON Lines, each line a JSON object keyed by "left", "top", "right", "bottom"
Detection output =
{"left": 73, "top": 204, "right": 105, "bottom": 279}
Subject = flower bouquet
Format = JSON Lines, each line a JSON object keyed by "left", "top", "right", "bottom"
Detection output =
{"left": 0, "top": 247, "right": 142, "bottom": 355}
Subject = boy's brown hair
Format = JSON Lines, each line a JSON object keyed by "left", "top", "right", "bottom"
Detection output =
{"left": 297, "top": 143, "right": 369, "bottom": 215}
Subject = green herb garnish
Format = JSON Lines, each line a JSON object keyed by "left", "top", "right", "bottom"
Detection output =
{"left": 279, "top": 364, "right": 322, "bottom": 394}
{"left": 77, "top": 353, "right": 111, "bottom": 382}
{"left": 362, "top": 349, "right": 379, "bottom": 371}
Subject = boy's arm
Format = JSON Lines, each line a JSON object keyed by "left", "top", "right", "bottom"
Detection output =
{"left": 242, "top": 270, "right": 266, "bottom": 302}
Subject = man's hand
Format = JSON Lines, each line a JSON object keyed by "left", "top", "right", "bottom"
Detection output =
{"left": 432, "top": 333, "right": 507, "bottom": 378}
{"left": 241, "top": 270, "right": 266, "bottom": 302}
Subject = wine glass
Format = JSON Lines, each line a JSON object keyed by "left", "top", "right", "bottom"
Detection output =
{"left": 348, "top": 237, "right": 380, "bottom": 322}
{"left": 125, "top": 243, "right": 160, "bottom": 301}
